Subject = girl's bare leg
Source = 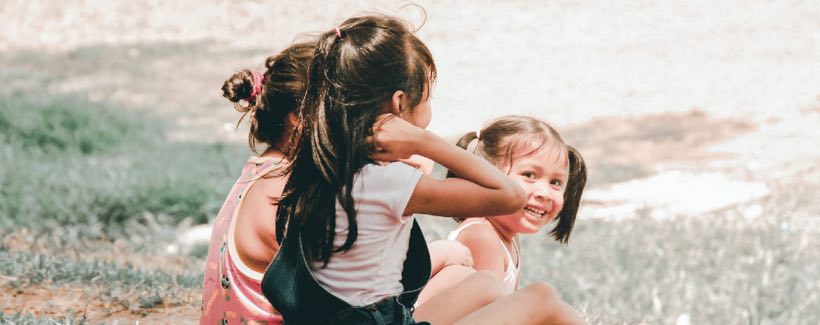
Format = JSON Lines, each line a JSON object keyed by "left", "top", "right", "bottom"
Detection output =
{"left": 414, "top": 268, "right": 504, "bottom": 325}
{"left": 416, "top": 264, "right": 475, "bottom": 306}
{"left": 453, "top": 282, "right": 585, "bottom": 325}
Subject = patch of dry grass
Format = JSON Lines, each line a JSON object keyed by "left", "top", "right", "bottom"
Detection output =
{"left": 519, "top": 194, "right": 819, "bottom": 324}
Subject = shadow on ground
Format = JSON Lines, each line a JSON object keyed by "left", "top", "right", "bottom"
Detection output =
{"left": 562, "top": 109, "right": 754, "bottom": 185}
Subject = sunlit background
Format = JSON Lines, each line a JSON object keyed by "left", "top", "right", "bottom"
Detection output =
{"left": 1, "top": 1, "right": 818, "bottom": 323}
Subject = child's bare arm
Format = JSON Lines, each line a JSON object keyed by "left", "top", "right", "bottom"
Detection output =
{"left": 455, "top": 223, "right": 507, "bottom": 280}
{"left": 368, "top": 114, "right": 526, "bottom": 218}
{"left": 399, "top": 154, "right": 434, "bottom": 175}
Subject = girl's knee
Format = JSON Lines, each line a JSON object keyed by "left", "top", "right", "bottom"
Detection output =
{"left": 469, "top": 270, "right": 505, "bottom": 302}
{"left": 521, "top": 282, "right": 584, "bottom": 324}
{"left": 522, "top": 281, "right": 560, "bottom": 302}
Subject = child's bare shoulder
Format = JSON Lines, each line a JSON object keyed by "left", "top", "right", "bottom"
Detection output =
{"left": 457, "top": 220, "right": 501, "bottom": 250}
{"left": 454, "top": 219, "right": 507, "bottom": 272}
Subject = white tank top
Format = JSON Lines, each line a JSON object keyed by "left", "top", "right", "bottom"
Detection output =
{"left": 447, "top": 220, "right": 519, "bottom": 294}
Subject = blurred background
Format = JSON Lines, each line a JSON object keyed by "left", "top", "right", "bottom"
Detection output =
{"left": 1, "top": 0, "right": 818, "bottom": 323}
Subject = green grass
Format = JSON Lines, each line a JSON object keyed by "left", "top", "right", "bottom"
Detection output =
{"left": 0, "top": 248, "right": 201, "bottom": 289}
{"left": 519, "top": 205, "right": 818, "bottom": 325}
{"left": 0, "top": 97, "right": 145, "bottom": 156}
{"left": 0, "top": 311, "right": 87, "bottom": 325}
{"left": 2, "top": 94, "right": 817, "bottom": 324}
{"left": 0, "top": 96, "right": 245, "bottom": 236}
{"left": 0, "top": 95, "right": 231, "bottom": 320}
{"left": 0, "top": 246, "right": 202, "bottom": 320}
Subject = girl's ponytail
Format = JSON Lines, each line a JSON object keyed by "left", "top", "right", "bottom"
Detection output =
{"left": 279, "top": 30, "right": 355, "bottom": 266}
{"left": 549, "top": 145, "right": 587, "bottom": 244}
{"left": 297, "top": 30, "right": 344, "bottom": 180}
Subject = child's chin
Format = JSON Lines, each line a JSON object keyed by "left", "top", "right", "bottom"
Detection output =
{"left": 521, "top": 216, "right": 549, "bottom": 232}
{"left": 518, "top": 225, "right": 542, "bottom": 234}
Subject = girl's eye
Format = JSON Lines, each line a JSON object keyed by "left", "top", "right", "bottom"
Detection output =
{"left": 521, "top": 171, "right": 536, "bottom": 179}
{"left": 550, "top": 179, "right": 563, "bottom": 187}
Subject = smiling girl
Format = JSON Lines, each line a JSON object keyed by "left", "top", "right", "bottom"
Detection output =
{"left": 447, "top": 115, "right": 587, "bottom": 294}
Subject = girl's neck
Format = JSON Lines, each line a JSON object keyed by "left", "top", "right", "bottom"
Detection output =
{"left": 261, "top": 132, "right": 293, "bottom": 158}
{"left": 486, "top": 218, "right": 516, "bottom": 244}
{"left": 260, "top": 146, "right": 284, "bottom": 158}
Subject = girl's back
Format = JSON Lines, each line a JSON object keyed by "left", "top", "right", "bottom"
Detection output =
{"left": 201, "top": 157, "right": 285, "bottom": 324}
{"left": 200, "top": 40, "right": 313, "bottom": 324}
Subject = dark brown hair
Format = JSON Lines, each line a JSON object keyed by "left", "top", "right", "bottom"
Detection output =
{"left": 276, "top": 14, "right": 436, "bottom": 266}
{"left": 221, "top": 41, "right": 315, "bottom": 152}
{"left": 452, "top": 115, "right": 587, "bottom": 244}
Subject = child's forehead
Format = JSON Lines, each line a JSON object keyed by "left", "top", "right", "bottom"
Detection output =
{"left": 507, "top": 141, "right": 567, "bottom": 169}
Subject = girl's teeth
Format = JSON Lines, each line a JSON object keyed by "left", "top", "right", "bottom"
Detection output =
{"left": 525, "top": 206, "right": 546, "bottom": 218}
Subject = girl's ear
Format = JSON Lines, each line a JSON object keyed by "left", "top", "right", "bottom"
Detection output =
{"left": 388, "top": 90, "right": 405, "bottom": 115}
{"left": 286, "top": 111, "right": 299, "bottom": 127}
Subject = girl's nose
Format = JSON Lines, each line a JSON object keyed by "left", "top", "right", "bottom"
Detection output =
{"left": 533, "top": 183, "right": 551, "bottom": 201}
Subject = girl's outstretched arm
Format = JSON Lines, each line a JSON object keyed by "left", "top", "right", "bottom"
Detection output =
{"left": 370, "top": 114, "right": 525, "bottom": 218}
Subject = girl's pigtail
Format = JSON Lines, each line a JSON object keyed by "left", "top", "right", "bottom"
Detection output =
{"left": 447, "top": 130, "right": 481, "bottom": 222}
{"left": 447, "top": 130, "right": 480, "bottom": 178}
{"left": 550, "top": 145, "right": 587, "bottom": 244}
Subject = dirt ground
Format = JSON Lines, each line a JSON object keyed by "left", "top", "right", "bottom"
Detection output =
{"left": 1, "top": 284, "right": 199, "bottom": 324}
{"left": 2, "top": 0, "right": 819, "bottom": 323}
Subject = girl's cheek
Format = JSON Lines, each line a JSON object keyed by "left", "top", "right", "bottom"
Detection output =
{"left": 552, "top": 198, "right": 565, "bottom": 218}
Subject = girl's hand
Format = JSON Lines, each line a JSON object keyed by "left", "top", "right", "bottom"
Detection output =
{"left": 369, "top": 113, "right": 427, "bottom": 162}
{"left": 399, "top": 155, "right": 435, "bottom": 175}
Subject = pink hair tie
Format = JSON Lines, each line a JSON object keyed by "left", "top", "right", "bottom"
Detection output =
{"left": 335, "top": 27, "right": 342, "bottom": 38}
{"left": 249, "top": 70, "right": 264, "bottom": 102}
